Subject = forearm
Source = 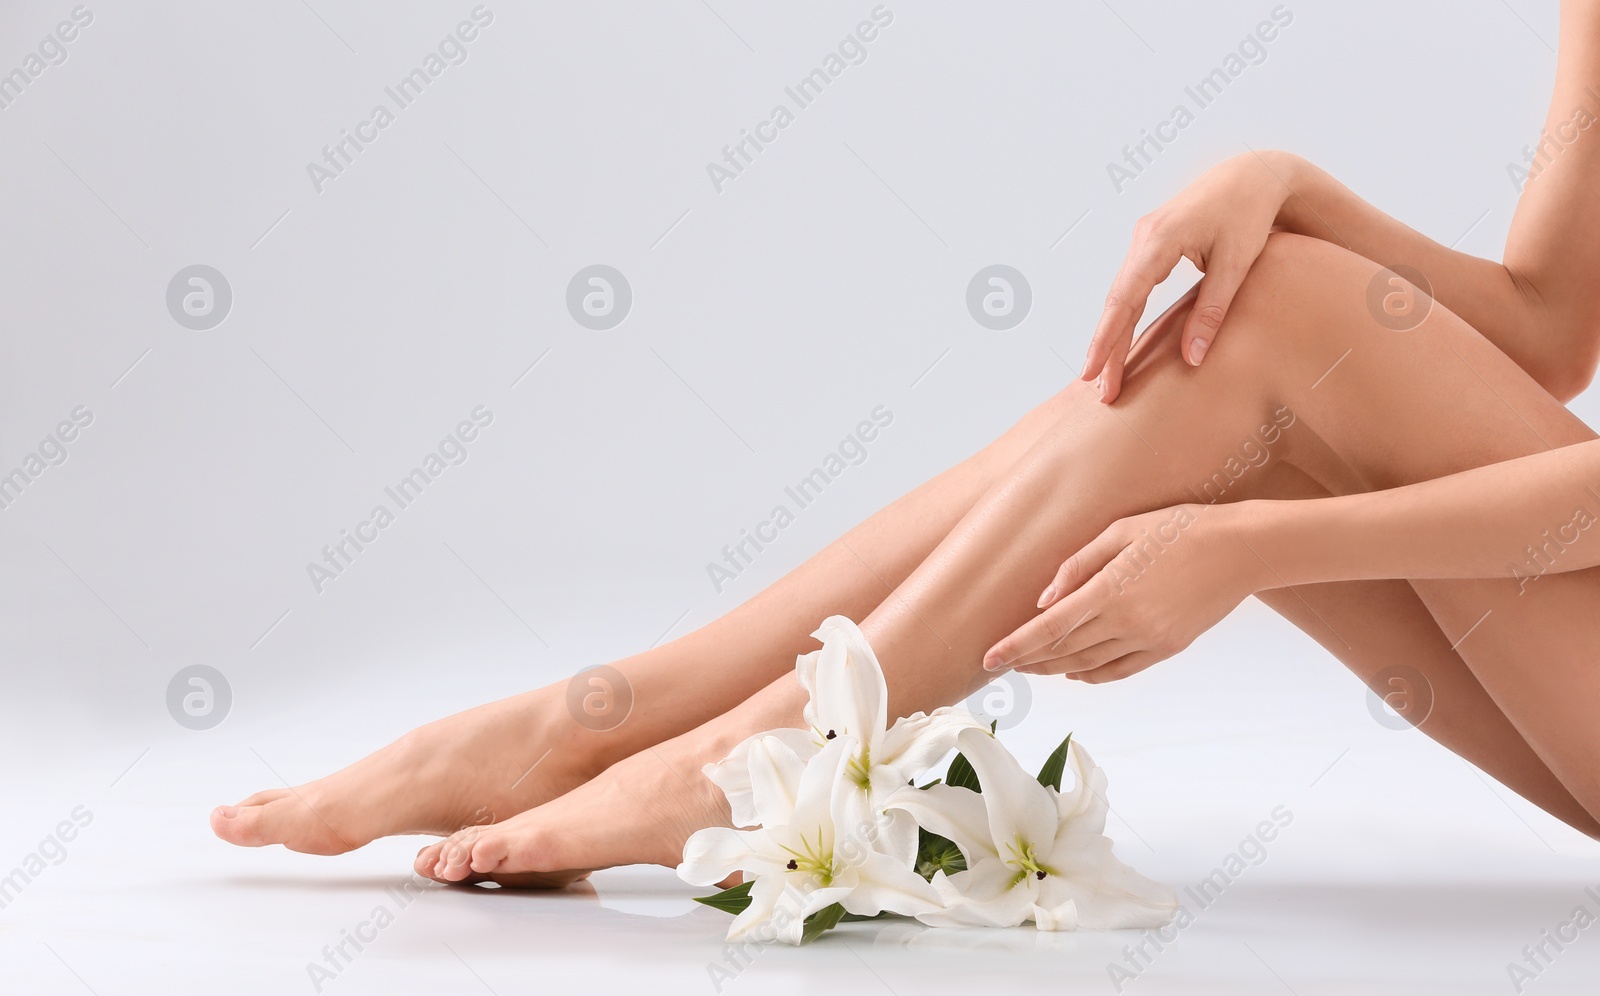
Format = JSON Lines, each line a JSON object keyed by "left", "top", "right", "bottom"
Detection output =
{"left": 1502, "top": 0, "right": 1600, "bottom": 375}
{"left": 1237, "top": 439, "right": 1600, "bottom": 590}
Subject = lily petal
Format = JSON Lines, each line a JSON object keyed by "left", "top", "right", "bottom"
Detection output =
{"left": 726, "top": 873, "right": 790, "bottom": 942}
{"left": 841, "top": 848, "right": 945, "bottom": 917}
{"left": 746, "top": 734, "right": 808, "bottom": 828}
{"left": 916, "top": 862, "right": 1037, "bottom": 928}
{"left": 877, "top": 706, "right": 986, "bottom": 781}
{"left": 954, "top": 728, "right": 1058, "bottom": 856}
{"left": 1044, "top": 832, "right": 1180, "bottom": 929}
{"left": 1031, "top": 898, "right": 1081, "bottom": 931}
{"left": 873, "top": 801, "right": 920, "bottom": 866}
{"left": 1055, "top": 739, "right": 1110, "bottom": 835}
{"left": 799, "top": 616, "right": 887, "bottom": 745}
{"left": 885, "top": 783, "right": 999, "bottom": 864}
{"left": 703, "top": 727, "right": 818, "bottom": 828}
{"left": 788, "top": 735, "right": 857, "bottom": 843}
{"left": 677, "top": 827, "right": 788, "bottom": 886}
{"left": 775, "top": 883, "right": 856, "bottom": 945}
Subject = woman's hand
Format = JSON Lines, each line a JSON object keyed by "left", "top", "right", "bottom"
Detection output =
{"left": 981, "top": 503, "right": 1267, "bottom": 683}
{"left": 1082, "top": 151, "right": 1303, "bottom": 403}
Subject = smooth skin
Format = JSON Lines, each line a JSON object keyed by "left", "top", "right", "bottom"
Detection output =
{"left": 415, "top": 232, "right": 1600, "bottom": 885}
{"left": 216, "top": 1, "right": 1600, "bottom": 885}
{"left": 1082, "top": 4, "right": 1600, "bottom": 401}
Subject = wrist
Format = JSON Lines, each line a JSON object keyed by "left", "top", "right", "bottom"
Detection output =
{"left": 1253, "top": 151, "right": 1315, "bottom": 234}
{"left": 1211, "top": 499, "right": 1287, "bottom": 594}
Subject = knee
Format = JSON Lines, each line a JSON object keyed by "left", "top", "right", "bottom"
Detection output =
{"left": 1217, "top": 233, "right": 1361, "bottom": 359}
{"left": 1123, "top": 233, "right": 1349, "bottom": 385}
{"left": 1165, "top": 232, "right": 1400, "bottom": 394}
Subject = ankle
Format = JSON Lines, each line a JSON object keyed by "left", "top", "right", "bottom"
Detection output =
{"left": 527, "top": 676, "right": 673, "bottom": 782}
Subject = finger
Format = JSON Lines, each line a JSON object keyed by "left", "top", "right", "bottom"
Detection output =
{"left": 1082, "top": 261, "right": 1154, "bottom": 387}
{"left": 1073, "top": 651, "right": 1167, "bottom": 685}
{"left": 1179, "top": 250, "right": 1253, "bottom": 367}
{"left": 1013, "top": 638, "right": 1129, "bottom": 676}
{"left": 987, "top": 577, "right": 1109, "bottom": 670}
{"left": 1083, "top": 234, "right": 1182, "bottom": 390}
{"left": 984, "top": 592, "right": 1097, "bottom": 671}
{"left": 1097, "top": 321, "right": 1135, "bottom": 404}
{"left": 1038, "top": 526, "right": 1128, "bottom": 608}
{"left": 1007, "top": 617, "right": 1116, "bottom": 669}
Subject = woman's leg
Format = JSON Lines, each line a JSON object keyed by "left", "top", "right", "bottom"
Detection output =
{"left": 1179, "top": 455, "right": 1597, "bottom": 832}
{"left": 421, "top": 233, "right": 1600, "bottom": 883}
{"left": 1251, "top": 533, "right": 1597, "bottom": 832}
{"left": 210, "top": 384, "right": 1078, "bottom": 854}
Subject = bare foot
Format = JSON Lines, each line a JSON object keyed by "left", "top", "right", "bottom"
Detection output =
{"left": 211, "top": 691, "right": 608, "bottom": 855}
{"left": 413, "top": 738, "right": 731, "bottom": 887}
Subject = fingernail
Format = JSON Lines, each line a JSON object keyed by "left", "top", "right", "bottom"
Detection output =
{"left": 1096, "top": 377, "right": 1108, "bottom": 401}
{"left": 983, "top": 656, "right": 1008, "bottom": 672}
{"left": 1037, "top": 585, "right": 1055, "bottom": 608}
{"left": 1188, "top": 338, "right": 1209, "bottom": 365}
{"left": 216, "top": 806, "right": 236, "bottom": 819}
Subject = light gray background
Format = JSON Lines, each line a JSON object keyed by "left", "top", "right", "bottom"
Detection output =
{"left": 5, "top": 1, "right": 1600, "bottom": 993}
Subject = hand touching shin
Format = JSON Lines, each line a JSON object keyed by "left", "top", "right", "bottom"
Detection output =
{"left": 982, "top": 504, "right": 1266, "bottom": 683}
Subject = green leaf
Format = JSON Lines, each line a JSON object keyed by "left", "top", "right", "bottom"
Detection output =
{"left": 1036, "top": 733, "right": 1074, "bottom": 792}
{"left": 801, "top": 902, "right": 847, "bottom": 942}
{"left": 945, "top": 751, "right": 981, "bottom": 793}
{"left": 917, "top": 778, "right": 942, "bottom": 790}
{"left": 692, "top": 880, "right": 753, "bottom": 915}
{"left": 840, "top": 911, "right": 895, "bottom": 922}
{"left": 915, "top": 826, "right": 968, "bottom": 881}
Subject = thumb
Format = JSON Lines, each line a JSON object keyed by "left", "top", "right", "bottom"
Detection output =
{"left": 1181, "top": 254, "right": 1252, "bottom": 366}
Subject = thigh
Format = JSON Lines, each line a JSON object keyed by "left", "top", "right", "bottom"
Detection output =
{"left": 1214, "top": 235, "right": 1600, "bottom": 827}
{"left": 1248, "top": 457, "right": 1599, "bottom": 834}
{"left": 985, "top": 234, "right": 1600, "bottom": 831}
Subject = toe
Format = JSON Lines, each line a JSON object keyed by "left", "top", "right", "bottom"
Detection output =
{"left": 469, "top": 833, "right": 510, "bottom": 874}
{"left": 212, "top": 796, "right": 353, "bottom": 855}
{"left": 235, "top": 788, "right": 291, "bottom": 808}
{"left": 212, "top": 798, "right": 290, "bottom": 848}
{"left": 437, "top": 831, "right": 478, "bottom": 882}
{"left": 414, "top": 843, "right": 445, "bottom": 879}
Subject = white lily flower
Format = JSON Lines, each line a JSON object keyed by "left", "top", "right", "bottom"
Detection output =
{"left": 678, "top": 736, "right": 945, "bottom": 944}
{"left": 892, "top": 728, "right": 1179, "bottom": 931}
{"left": 704, "top": 615, "right": 982, "bottom": 832}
